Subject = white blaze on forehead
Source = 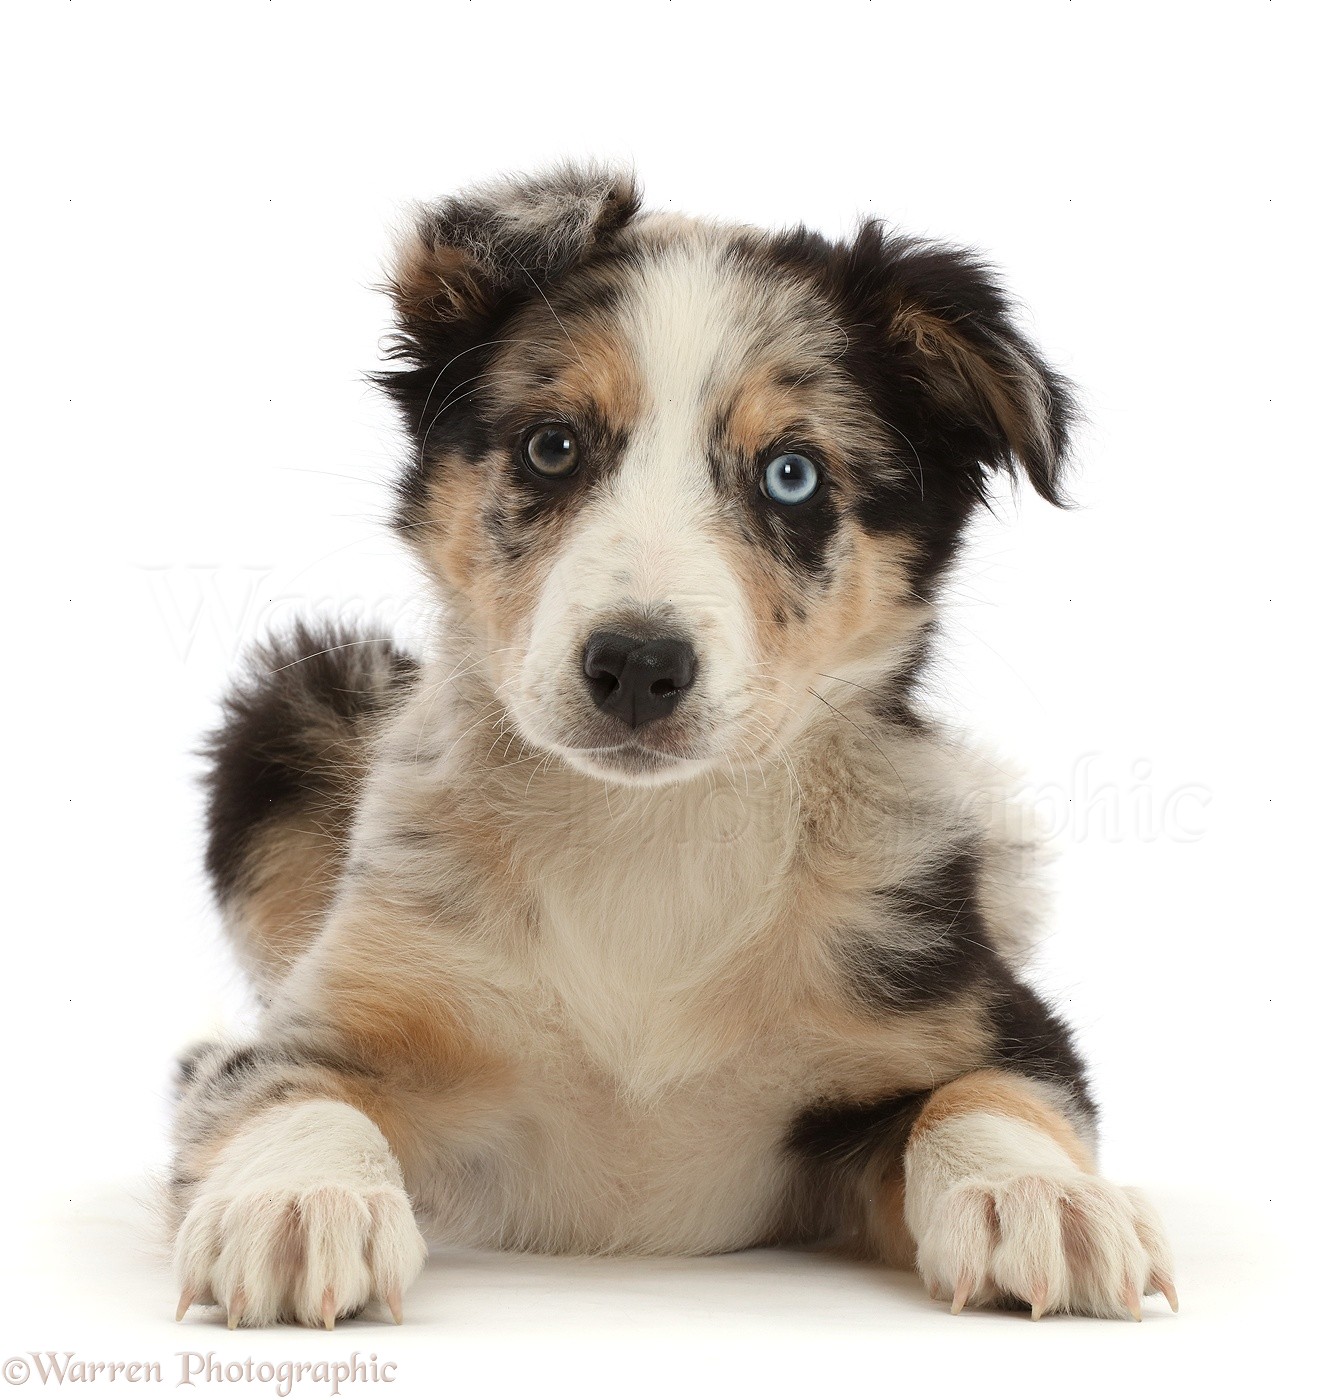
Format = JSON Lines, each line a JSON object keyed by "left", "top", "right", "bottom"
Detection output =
{"left": 622, "top": 238, "right": 750, "bottom": 425}
{"left": 570, "top": 239, "right": 752, "bottom": 586}
{"left": 582, "top": 240, "right": 757, "bottom": 617}
{"left": 535, "top": 241, "right": 757, "bottom": 612}
{"left": 514, "top": 239, "right": 760, "bottom": 742}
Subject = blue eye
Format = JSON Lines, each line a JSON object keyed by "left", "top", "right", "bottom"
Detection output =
{"left": 761, "top": 453, "right": 821, "bottom": 506}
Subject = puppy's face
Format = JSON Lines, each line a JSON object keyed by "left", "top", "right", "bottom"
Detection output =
{"left": 381, "top": 170, "right": 1071, "bottom": 787}
{"left": 416, "top": 229, "right": 921, "bottom": 786}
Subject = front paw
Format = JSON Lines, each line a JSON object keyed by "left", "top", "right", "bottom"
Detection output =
{"left": 173, "top": 1101, "right": 427, "bottom": 1329}
{"left": 915, "top": 1173, "right": 1176, "bottom": 1320}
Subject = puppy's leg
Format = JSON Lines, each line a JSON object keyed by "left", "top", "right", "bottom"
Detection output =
{"left": 169, "top": 922, "right": 511, "bottom": 1331}
{"left": 170, "top": 1043, "right": 429, "bottom": 1330}
{"left": 799, "top": 971, "right": 1177, "bottom": 1319}
{"left": 900, "top": 1070, "right": 1175, "bottom": 1319}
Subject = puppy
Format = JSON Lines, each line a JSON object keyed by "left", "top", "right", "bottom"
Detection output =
{"left": 170, "top": 164, "right": 1174, "bottom": 1328}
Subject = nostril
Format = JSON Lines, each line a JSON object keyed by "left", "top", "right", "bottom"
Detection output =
{"left": 582, "top": 630, "right": 637, "bottom": 712}
{"left": 580, "top": 630, "right": 698, "bottom": 728}
{"left": 583, "top": 632, "right": 635, "bottom": 681}
{"left": 586, "top": 671, "right": 619, "bottom": 705}
{"left": 647, "top": 639, "right": 697, "bottom": 698}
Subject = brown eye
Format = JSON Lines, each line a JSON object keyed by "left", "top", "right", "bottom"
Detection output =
{"left": 523, "top": 425, "right": 581, "bottom": 478}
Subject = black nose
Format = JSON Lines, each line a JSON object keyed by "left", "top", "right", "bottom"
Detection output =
{"left": 582, "top": 631, "right": 698, "bottom": 729}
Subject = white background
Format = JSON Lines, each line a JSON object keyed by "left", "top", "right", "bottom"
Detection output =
{"left": 3, "top": 2, "right": 1335, "bottom": 1397}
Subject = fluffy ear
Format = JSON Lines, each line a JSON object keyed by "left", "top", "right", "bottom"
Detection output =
{"left": 383, "top": 162, "right": 640, "bottom": 370}
{"left": 840, "top": 223, "right": 1076, "bottom": 505}
{"left": 375, "top": 164, "right": 639, "bottom": 534}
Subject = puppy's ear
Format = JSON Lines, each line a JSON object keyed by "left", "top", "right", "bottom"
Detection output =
{"left": 840, "top": 223, "right": 1075, "bottom": 506}
{"left": 376, "top": 164, "right": 639, "bottom": 535}
{"left": 384, "top": 162, "right": 640, "bottom": 368}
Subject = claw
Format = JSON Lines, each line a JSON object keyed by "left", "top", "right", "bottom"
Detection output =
{"left": 1029, "top": 1283, "right": 1048, "bottom": 1322}
{"left": 226, "top": 1289, "right": 243, "bottom": 1331}
{"left": 950, "top": 1276, "right": 971, "bottom": 1316}
{"left": 386, "top": 1286, "right": 404, "bottom": 1326}
{"left": 1153, "top": 1274, "right": 1179, "bottom": 1314}
{"left": 321, "top": 1286, "right": 336, "bottom": 1331}
{"left": 175, "top": 1288, "right": 195, "bottom": 1323}
{"left": 1124, "top": 1283, "right": 1142, "bottom": 1322}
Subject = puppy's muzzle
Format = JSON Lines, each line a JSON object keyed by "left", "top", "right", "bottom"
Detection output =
{"left": 581, "top": 631, "right": 698, "bottom": 729}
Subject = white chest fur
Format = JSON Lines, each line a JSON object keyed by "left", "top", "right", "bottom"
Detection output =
{"left": 510, "top": 765, "right": 801, "bottom": 1097}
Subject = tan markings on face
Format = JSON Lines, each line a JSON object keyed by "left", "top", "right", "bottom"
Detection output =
{"left": 418, "top": 462, "right": 553, "bottom": 662}
{"left": 909, "top": 1068, "right": 1097, "bottom": 1173}
{"left": 805, "top": 527, "right": 927, "bottom": 679}
{"left": 545, "top": 317, "right": 646, "bottom": 427}
{"left": 715, "top": 359, "right": 817, "bottom": 460}
{"left": 421, "top": 466, "right": 490, "bottom": 593}
{"left": 415, "top": 304, "right": 649, "bottom": 665}
{"left": 710, "top": 343, "right": 878, "bottom": 474}
{"left": 486, "top": 301, "right": 647, "bottom": 429}
{"left": 717, "top": 513, "right": 926, "bottom": 756}
{"left": 826, "top": 528, "right": 919, "bottom": 652}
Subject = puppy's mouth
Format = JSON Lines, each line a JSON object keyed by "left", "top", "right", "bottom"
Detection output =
{"left": 558, "top": 736, "right": 708, "bottom": 785}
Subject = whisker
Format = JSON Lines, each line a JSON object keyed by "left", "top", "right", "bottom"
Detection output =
{"left": 414, "top": 336, "right": 518, "bottom": 436}
{"left": 268, "top": 638, "right": 398, "bottom": 673}
{"left": 805, "top": 685, "right": 910, "bottom": 799}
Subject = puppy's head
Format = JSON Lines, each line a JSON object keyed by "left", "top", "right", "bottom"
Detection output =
{"left": 378, "top": 164, "right": 1073, "bottom": 786}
